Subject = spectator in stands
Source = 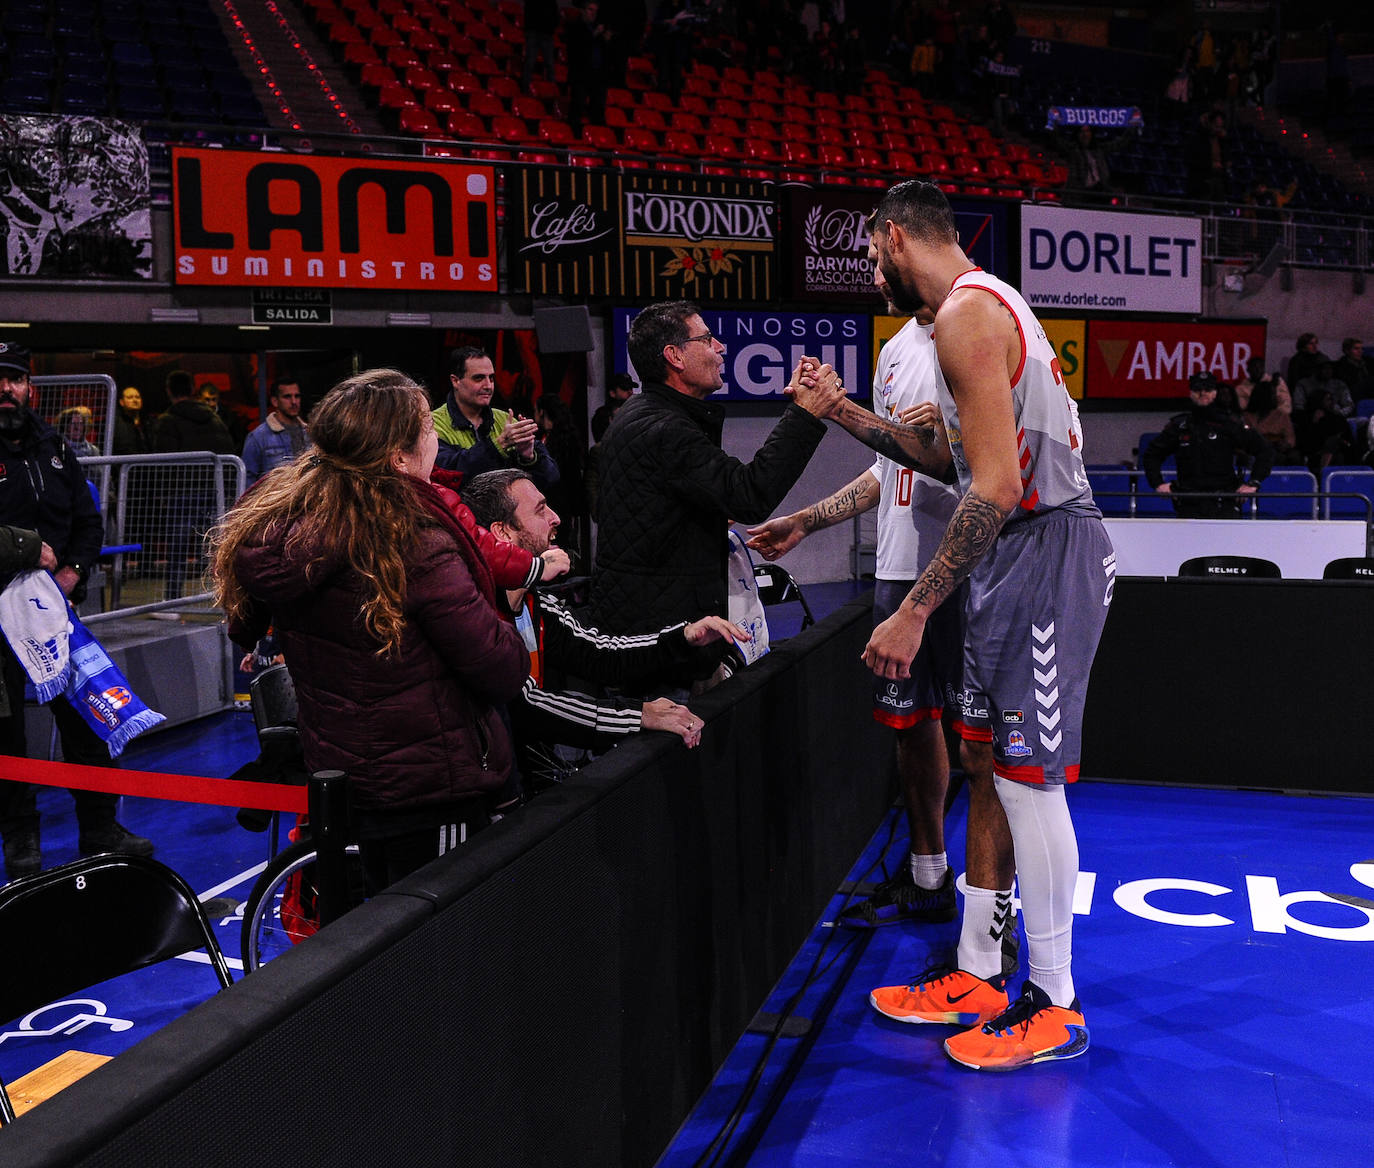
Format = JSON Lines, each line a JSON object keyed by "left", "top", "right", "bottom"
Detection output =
{"left": 1243, "top": 375, "right": 1299, "bottom": 466}
{"left": 0, "top": 340, "right": 153, "bottom": 880}
{"left": 1234, "top": 356, "right": 1291, "bottom": 414}
{"left": 1286, "top": 332, "right": 1330, "bottom": 391}
{"left": 909, "top": 35, "right": 937, "bottom": 90}
{"left": 1293, "top": 360, "right": 1353, "bottom": 418}
{"left": 197, "top": 382, "right": 246, "bottom": 453}
{"left": 533, "top": 394, "right": 588, "bottom": 564}
{"left": 154, "top": 370, "right": 235, "bottom": 456}
{"left": 1296, "top": 386, "right": 1355, "bottom": 472}
{"left": 1334, "top": 338, "right": 1374, "bottom": 402}
{"left": 1057, "top": 126, "right": 1132, "bottom": 200}
{"left": 585, "top": 300, "right": 843, "bottom": 692}
{"left": 463, "top": 468, "right": 747, "bottom": 790}
{"left": 1143, "top": 369, "right": 1272, "bottom": 517}
{"left": 213, "top": 369, "right": 529, "bottom": 894}
{"left": 112, "top": 385, "right": 147, "bottom": 455}
{"left": 1185, "top": 109, "right": 1229, "bottom": 201}
{"left": 433, "top": 345, "right": 559, "bottom": 490}
{"left": 591, "top": 372, "right": 635, "bottom": 443}
{"left": 522, "top": 0, "right": 560, "bottom": 90}
{"left": 565, "top": 0, "right": 612, "bottom": 134}
{"left": 601, "top": 0, "right": 648, "bottom": 90}
{"left": 154, "top": 369, "right": 235, "bottom": 601}
{"left": 241, "top": 378, "right": 311, "bottom": 487}
{"left": 57, "top": 405, "right": 99, "bottom": 458}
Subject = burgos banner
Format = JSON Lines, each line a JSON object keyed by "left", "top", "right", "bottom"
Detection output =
{"left": 1020, "top": 204, "right": 1201, "bottom": 316}
{"left": 612, "top": 307, "right": 871, "bottom": 403}
{"left": 172, "top": 148, "right": 497, "bottom": 290}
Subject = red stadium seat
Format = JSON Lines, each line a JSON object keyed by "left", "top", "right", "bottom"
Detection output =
{"left": 427, "top": 49, "right": 461, "bottom": 75}
{"left": 539, "top": 118, "right": 575, "bottom": 146}
{"left": 951, "top": 155, "right": 983, "bottom": 177}
{"left": 782, "top": 104, "right": 809, "bottom": 125}
{"left": 679, "top": 94, "right": 710, "bottom": 116}
{"left": 920, "top": 152, "right": 951, "bottom": 174}
{"left": 446, "top": 70, "right": 481, "bottom": 93}
{"left": 404, "top": 66, "right": 443, "bottom": 92}
{"left": 662, "top": 131, "right": 700, "bottom": 155}
{"left": 606, "top": 87, "right": 636, "bottom": 108}
{"left": 468, "top": 54, "right": 501, "bottom": 75}
{"left": 518, "top": 150, "right": 559, "bottom": 164}
{"left": 487, "top": 76, "right": 520, "bottom": 99}
{"left": 529, "top": 78, "right": 560, "bottom": 102}
{"left": 714, "top": 98, "right": 747, "bottom": 120}
{"left": 783, "top": 141, "right": 816, "bottom": 166}
{"left": 853, "top": 148, "right": 885, "bottom": 171}
{"left": 745, "top": 118, "right": 781, "bottom": 141}
{"left": 491, "top": 115, "right": 537, "bottom": 143}
{"left": 615, "top": 154, "right": 651, "bottom": 169}
{"left": 580, "top": 124, "right": 618, "bottom": 150}
{"left": 343, "top": 41, "right": 382, "bottom": 66}
{"left": 1015, "top": 161, "right": 1047, "bottom": 183}
{"left": 702, "top": 164, "right": 737, "bottom": 176}
{"left": 818, "top": 145, "right": 851, "bottom": 169}
{"left": 424, "top": 88, "right": 462, "bottom": 115}
{"left": 719, "top": 81, "right": 749, "bottom": 101}
{"left": 633, "top": 108, "right": 667, "bottom": 131}
{"left": 816, "top": 125, "right": 845, "bottom": 146}
{"left": 849, "top": 128, "right": 879, "bottom": 149}
{"left": 399, "top": 107, "right": 443, "bottom": 136}
{"left": 983, "top": 157, "right": 1016, "bottom": 181}
{"left": 642, "top": 91, "right": 673, "bottom": 112}
{"left": 511, "top": 96, "right": 546, "bottom": 120}
{"left": 384, "top": 45, "right": 423, "bottom": 70}
{"left": 750, "top": 139, "right": 782, "bottom": 164}
{"left": 722, "top": 66, "right": 750, "bottom": 85}
{"left": 467, "top": 93, "right": 505, "bottom": 119}
{"left": 747, "top": 101, "right": 779, "bottom": 122}
{"left": 446, "top": 110, "right": 492, "bottom": 139}
{"left": 369, "top": 25, "right": 402, "bottom": 49}
{"left": 360, "top": 62, "right": 396, "bottom": 88}
{"left": 888, "top": 149, "right": 921, "bottom": 174}
{"left": 328, "top": 21, "right": 365, "bottom": 45}
{"left": 604, "top": 106, "right": 630, "bottom": 128}
{"left": 855, "top": 175, "right": 888, "bottom": 188}
{"left": 815, "top": 108, "right": 843, "bottom": 127}
{"left": 706, "top": 115, "right": 742, "bottom": 137}
{"left": 659, "top": 161, "right": 694, "bottom": 173}
{"left": 682, "top": 74, "right": 715, "bottom": 96}
{"left": 447, "top": 35, "right": 480, "bottom": 55}
{"left": 409, "top": 29, "right": 442, "bottom": 53}
{"left": 670, "top": 112, "right": 705, "bottom": 134}
{"left": 703, "top": 133, "right": 748, "bottom": 160}
{"left": 569, "top": 152, "right": 607, "bottom": 168}
{"left": 813, "top": 91, "right": 839, "bottom": 109}
{"left": 622, "top": 127, "right": 660, "bottom": 153}
{"left": 378, "top": 82, "right": 419, "bottom": 110}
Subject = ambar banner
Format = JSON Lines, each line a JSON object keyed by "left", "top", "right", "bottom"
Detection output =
{"left": 1085, "top": 318, "right": 1267, "bottom": 399}
{"left": 0, "top": 114, "right": 152, "bottom": 279}
{"left": 172, "top": 148, "right": 497, "bottom": 290}
{"left": 507, "top": 166, "right": 618, "bottom": 296}
{"left": 611, "top": 307, "right": 870, "bottom": 403}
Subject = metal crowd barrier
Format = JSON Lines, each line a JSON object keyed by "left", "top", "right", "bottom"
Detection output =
{"left": 75, "top": 454, "right": 246, "bottom": 621}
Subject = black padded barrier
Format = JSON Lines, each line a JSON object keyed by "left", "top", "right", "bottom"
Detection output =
{"left": 1, "top": 598, "right": 895, "bottom": 1168}
{"left": 1082, "top": 576, "right": 1372, "bottom": 793}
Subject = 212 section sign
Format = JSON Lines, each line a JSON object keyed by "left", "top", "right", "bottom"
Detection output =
{"left": 172, "top": 148, "right": 497, "bottom": 290}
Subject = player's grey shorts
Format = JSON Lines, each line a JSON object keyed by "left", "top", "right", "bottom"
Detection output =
{"left": 872, "top": 578, "right": 965, "bottom": 730}
{"left": 955, "top": 510, "right": 1114, "bottom": 785}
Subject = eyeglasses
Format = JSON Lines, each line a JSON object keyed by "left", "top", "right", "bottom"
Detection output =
{"left": 679, "top": 331, "right": 716, "bottom": 347}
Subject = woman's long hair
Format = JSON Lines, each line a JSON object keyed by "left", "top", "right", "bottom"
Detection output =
{"left": 211, "top": 368, "right": 433, "bottom": 655}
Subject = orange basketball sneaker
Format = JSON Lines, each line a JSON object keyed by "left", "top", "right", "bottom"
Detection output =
{"left": 943, "top": 981, "right": 1090, "bottom": 1071}
{"left": 869, "top": 965, "right": 1010, "bottom": 1027}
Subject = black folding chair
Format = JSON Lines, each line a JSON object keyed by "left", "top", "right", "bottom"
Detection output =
{"left": 1177, "top": 555, "right": 1281, "bottom": 579}
{"left": 753, "top": 562, "right": 815, "bottom": 629}
{"left": 1322, "top": 556, "right": 1374, "bottom": 580}
{"left": 0, "top": 854, "right": 233, "bottom": 1124}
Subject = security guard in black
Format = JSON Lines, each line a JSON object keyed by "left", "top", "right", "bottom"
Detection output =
{"left": 1143, "top": 371, "right": 1274, "bottom": 517}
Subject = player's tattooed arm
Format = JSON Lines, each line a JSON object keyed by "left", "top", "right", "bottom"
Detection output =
{"left": 830, "top": 398, "right": 953, "bottom": 476}
{"left": 801, "top": 474, "right": 880, "bottom": 532}
{"left": 902, "top": 488, "right": 1013, "bottom": 617}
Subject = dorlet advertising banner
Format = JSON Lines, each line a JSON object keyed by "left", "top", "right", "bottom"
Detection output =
{"left": 783, "top": 189, "right": 1010, "bottom": 303}
{"left": 507, "top": 167, "right": 775, "bottom": 302}
{"left": 172, "top": 148, "right": 497, "bottom": 290}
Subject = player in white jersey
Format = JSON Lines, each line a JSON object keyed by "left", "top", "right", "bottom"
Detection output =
{"left": 808, "top": 180, "right": 1114, "bottom": 1071}
{"left": 746, "top": 234, "right": 962, "bottom": 929}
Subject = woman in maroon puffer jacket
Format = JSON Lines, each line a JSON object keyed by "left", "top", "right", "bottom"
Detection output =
{"left": 211, "top": 369, "right": 529, "bottom": 892}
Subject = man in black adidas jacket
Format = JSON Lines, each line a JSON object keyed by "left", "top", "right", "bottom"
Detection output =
{"left": 586, "top": 301, "right": 843, "bottom": 684}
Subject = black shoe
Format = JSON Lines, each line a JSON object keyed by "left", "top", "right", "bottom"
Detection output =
{"left": 837, "top": 865, "right": 957, "bottom": 928}
{"left": 3, "top": 830, "right": 42, "bottom": 881}
{"left": 78, "top": 822, "right": 154, "bottom": 858}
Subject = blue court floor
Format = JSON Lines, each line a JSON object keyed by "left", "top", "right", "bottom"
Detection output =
{"left": 657, "top": 780, "right": 1374, "bottom": 1168}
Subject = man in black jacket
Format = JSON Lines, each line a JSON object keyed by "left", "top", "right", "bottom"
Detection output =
{"left": 586, "top": 300, "right": 843, "bottom": 685}
{"left": 0, "top": 341, "right": 153, "bottom": 880}
{"left": 1143, "top": 370, "right": 1273, "bottom": 517}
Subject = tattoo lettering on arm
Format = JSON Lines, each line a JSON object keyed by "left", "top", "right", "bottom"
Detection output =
{"left": 902, "top": 489, "right": 1013, "bottom": 617}
{"left": 802, "top": 476, "right": 878, "bottom": 532}
{"left": 832, "top": 399, "right": 948, "bottom": 475}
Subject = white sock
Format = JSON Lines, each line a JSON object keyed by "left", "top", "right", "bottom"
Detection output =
{"left": 995, "top": 775, "right": 1079, "bottom": 1009}
{"left": 909, "top": 851, "right": 948, "bottom": 890}
{"left": 957, "top": 883, "right": 1016, "bottom": 981}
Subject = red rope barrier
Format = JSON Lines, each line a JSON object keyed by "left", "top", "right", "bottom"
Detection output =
{"left": 0, "top": 753, "right": 308, "bottom": 814}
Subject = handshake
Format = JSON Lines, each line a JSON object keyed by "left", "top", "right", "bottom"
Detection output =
{"left": 785, "top": 357, "right": 849, "bottom": 420}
